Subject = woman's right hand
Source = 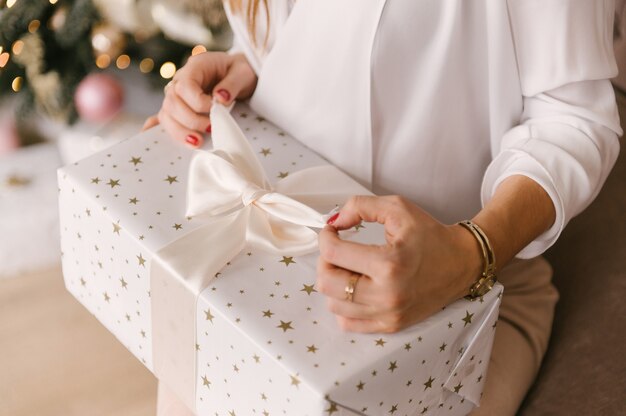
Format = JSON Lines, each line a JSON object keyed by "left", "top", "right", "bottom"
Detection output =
{"left": 142, "top": 52, "right": 258, "bottom": 147}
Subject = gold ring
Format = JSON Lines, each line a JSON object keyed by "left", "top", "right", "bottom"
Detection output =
{"left": 344, "top": 275, "right": 361, "bottom": 302}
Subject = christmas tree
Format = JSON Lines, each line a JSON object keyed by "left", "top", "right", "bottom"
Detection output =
{"left": 0, "top": 0, "right": 230, "bottom": 133}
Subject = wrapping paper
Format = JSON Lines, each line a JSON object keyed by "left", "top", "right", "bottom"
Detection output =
{"left": 58, "top": 103, "right": 502, "bottom": 415}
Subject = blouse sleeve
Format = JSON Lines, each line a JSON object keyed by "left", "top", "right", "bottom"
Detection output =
{"left": 481, "top": 0, "right": 623, "bottom": 258}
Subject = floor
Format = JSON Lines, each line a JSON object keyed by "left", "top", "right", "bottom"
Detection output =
{"left": 0, "top": 266, "right": 157, "bottom": 416}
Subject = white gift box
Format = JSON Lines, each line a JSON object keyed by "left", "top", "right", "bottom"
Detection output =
{"left": 58, "top": 103, "right": 501, "bottom": 416}
{"left": 0, "top": 143, "right": 62, "bottom": 278}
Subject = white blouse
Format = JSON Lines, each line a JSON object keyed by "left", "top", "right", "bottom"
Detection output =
{"left": 225, "top": 0, "right": 622, "bottom": 258}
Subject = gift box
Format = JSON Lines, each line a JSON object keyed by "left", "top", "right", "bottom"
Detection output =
{"left": 1, "top": 143, "right": 62, "bottom": 278}
{"left": 58, "top": 102, "right": 502, "bottom": 416}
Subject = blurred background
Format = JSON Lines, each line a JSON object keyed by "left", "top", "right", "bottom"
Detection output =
{"left": 0, "top": 1, "right": 625, "bottom": 416}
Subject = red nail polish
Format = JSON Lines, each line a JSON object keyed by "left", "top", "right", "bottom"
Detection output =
{"left": 186, "top": 134, "right": 199, "bottom": 146}
{"left": 206, "top": 124, "right": 212, "bottom": 133}
{"left": 216, "top": 89, "right": 231, "bottom": 103}
{"left": 327, "top": 213, "right": 339, "bottom": 225}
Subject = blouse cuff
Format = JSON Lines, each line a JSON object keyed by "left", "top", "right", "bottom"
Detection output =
{"left": 481, "top": 149, "right": 565, "bottom": 259}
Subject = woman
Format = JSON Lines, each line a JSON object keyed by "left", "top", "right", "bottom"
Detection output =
{"left": 144, "top": 1, "right": 622, "bottom": 414}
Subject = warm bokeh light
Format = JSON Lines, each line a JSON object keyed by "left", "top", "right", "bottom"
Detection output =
{"left": 12, "top": 40, "right": 24, "bottom": 55}
{"left": 0, "top": 53, "right": 10, "bottom": 68}
{"left": 139, "top": 58, "right": 154, "bottom": 73}
{"left": 7, "top": 0, "right": 17, "bottom": 8}
{"left": 12, "top": 77, "right": 23, "bottom": 92}
{"left": 191, "top": 45, "right": 207, "bottom": 56}
{"left": 49, "top": 0, "right": 58, "bottom": 4}
{"left": 95, "top": 54, "right": 111, "bottom": 69}
{"left": 159, "top": 62, "right": 176, "bottom": 79}
{"left": 28, "top": 20, "right": 41, "bottom": 33}
{"left": 116, "top": 54, "right": 130, "bottom": 70}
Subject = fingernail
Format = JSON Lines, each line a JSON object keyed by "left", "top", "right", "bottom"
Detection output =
{"left": 206, "top": 124, "right": 212, "bottom": 133}
{"left": 327, "top": 213, "right": 339, "bottom": 225}
{"left": 216, "top": 89, "right": 231, "bottom": 103}
{"left": 186, "top": 134, "right": 199, "bottom": 146}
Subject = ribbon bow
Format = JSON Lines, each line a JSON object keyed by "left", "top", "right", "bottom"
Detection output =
{"left": 150, "top": 103, "right": 370, "bottom": 411}
{"left": 185, "top": 103, "right": 340, "bottom": 255}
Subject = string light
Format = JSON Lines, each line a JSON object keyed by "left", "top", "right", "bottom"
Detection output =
{"left": 28, "top": 20, "right": 41, "bottom": 33}
{"left": 159, "top": 62, "right": 176, "bottom": 79}
{"left": 95, "top": 54, "right": 111, "bottom": 69}
{"left": 116, "top": 54, "right": 130, "bottom": 70}
{"left": 12, "top": 40, "right": 24, "bottom": 56}
{"left": 0, "top": 52, "right": 10, "bottom": 68}
{"left": 12, "top": 77, "right": 23, "bottom": 92}
{"left": 7, "top": 0, "right": 17, "bottom": 8}
{"left": 191, "top": 45, "right": 207, "bottom": 56}
{"left": 139, "top": 58, "right": 154, "bottom": 73}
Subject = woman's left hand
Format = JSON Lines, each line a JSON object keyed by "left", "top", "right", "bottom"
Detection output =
{"left": 317, "top": 195, "right": 482, "bottom": 333}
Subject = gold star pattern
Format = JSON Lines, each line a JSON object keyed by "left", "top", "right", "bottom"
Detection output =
{"left": 463, "top": 310, "right": 474, "bottom": 327}
{"left": 300, "top": 284, "right": 316, "bottom": 295}
{"left": 277, "top": 320, "right": 294, "bottom": 332}
{"left": 375, "top": 338, "right": 386, "bottom": 347}
{"left": 356, "top": 381, "right": 365, "bottom": 391}
{"left": 201, "top": 375, "right": 211, "bottom": 389}
{"left": 119, "top": 277, "right": 128, "bottom": 289}
{"left": 107, "top": 179, "right": 120, "bottom": 188}
{"left": 90, "top": 177, "right": 101, "bottom": 184}
{"left": 103, "top": 292, "right": 110, "bottom": 302}
{"left": 137, "top": 254, "right": 146, "bottom": 267}
{"left": 204, "top": 309, "right": 215, "bottom": 323}
{"left": 439, "top": 342, "right": 447, "bottom": 352}
{"left": 454, "top": 382, "right": 463, "bottom": 393}
{"left": 290, "top": 374, "right": 300, "bottom": 388}
{"left": 424, "top": 376, "right": 434, "bottom": 390}
{"left": 306, "top": 344, "right": 318, "bottom": 353}
{"left": 113, "top": 223, "right": 121, "bottom": 235}
{"left": 259, "top": 148, "right": 272, "bottom": 157}
{"left": 129, "top": 197, "right": 139, "bottom": 204}
{"left": 172, "top": 223, "right": 182, "bottom": 230}
{"left": 389, "top": 404, "right": 398, "bottom": 414}
{"left": 262, "top": 309, "right": 274, "bottom": 318}
{"left": 325, "top": 402, "right": 339, "bottom": 415}
{"left": 279, "top": 256, "right": 295, "bottom": 266}
{"left": 277, "top": 171, "right": 289, "bottom": 179}
{"left": 388, "top": 361, "right": 398, "bottom": 372}
{"left": 79, "top": 277, "right": 86, "bottom": 286}
{"left": 164, "top": 175, "right": 178, "bottom": 184}
{"left": 129, "top": 156, "right": 142, "bottom": 166}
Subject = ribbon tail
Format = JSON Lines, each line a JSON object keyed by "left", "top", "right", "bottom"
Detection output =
{"left": 150, "top": 209, "right": 249, "bottom": 411}
{"left": 275, "top": 165, "right": 374, "bottom": 211}
{"left": 247, "top": 206, "right": 319, "bottom": 256}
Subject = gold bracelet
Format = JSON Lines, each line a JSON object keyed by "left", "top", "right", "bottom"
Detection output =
{"left": 458, "top": 220, "right": 497, "bottom": 300}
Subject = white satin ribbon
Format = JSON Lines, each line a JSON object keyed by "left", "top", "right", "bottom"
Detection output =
{"left": 150, "top": 103, "right": 371, "bottom": 411}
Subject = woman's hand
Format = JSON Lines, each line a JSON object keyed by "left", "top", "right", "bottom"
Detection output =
{"left": 142, "top": 52, "right": 258, "bottom": 147}
{"left": 317, "top": 195, "right": 482, "bottom": 333}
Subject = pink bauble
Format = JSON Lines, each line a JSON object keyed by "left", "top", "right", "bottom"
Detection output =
{"left": 75, "top": 73, "right": 124, "bottom": 122}
{"left": 0, "top": 116, "right": 20, "bottom": 155}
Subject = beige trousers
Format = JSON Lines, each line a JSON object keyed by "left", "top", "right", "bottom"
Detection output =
{"left": 156, "top": 256, "right": 558, "bottom": 416}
